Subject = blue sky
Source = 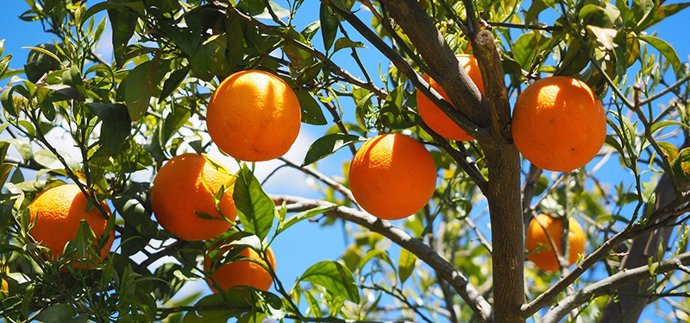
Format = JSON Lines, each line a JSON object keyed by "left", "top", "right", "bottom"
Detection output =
{"left": 1, "top": 0, "right": 690, "bottom": 321}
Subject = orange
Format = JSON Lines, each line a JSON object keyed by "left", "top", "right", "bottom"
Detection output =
{"left": 151, "top": 153, "right": 236, "bottom": 241}
{"left": 28, "top": 184, "right": 114, "bottom": 262}
{"left": 512, "top": 76, "right": 606, "bottom": 172}
{"left": 349, "top": 133, "right": 437, "bottom": 220}
{"left": 526, "top": 214, "right": 586, "bottom": 272}
{"left": 205, "top": 242, "right": 276, "bottom": 292}
{"left": 206, "top": 69, "right": 302, "bottom": 161}
{"left": 417, "top": 55, "right": 485, "bottom": 141}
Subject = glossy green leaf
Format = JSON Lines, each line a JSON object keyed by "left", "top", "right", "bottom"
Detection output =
{"left": 639, "top": 35, "right": 681, "bottom": 73}
{"left": 234, "top": 165, "right": 275, "bottom": 241}
{"left": 296, "top": 88, "right": 327, "bottom": 125}
{"left": 398, "top": 248, "right": 417, "bottom": 284}
{"left": 303, "top": 133, "right": 360, "bottom": 166}
{"left": 34, "top": 303, "right": 79, "bottom": 323}
{"left": 299, "top": 260, "right": 360, "bottom": 303}
{"left": 107, "top": 1, "right": 140, "bottom": 66}
{"left": 334, "top": 37, "right": 365, "bottom": 52}
{"left": 278, "top": 205, "right": 336, "bottom": 233}
{"left": 320, "top": 3, "right": 339, "bottom": 51}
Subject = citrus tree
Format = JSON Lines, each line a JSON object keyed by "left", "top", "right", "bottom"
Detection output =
{"left": 1, "top": 0, "right": 690, "bottom": 322}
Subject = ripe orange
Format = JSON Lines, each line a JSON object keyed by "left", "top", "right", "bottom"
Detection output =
{"left": 349, "top": 133, "right": 437, "bottom": 220}
{"left": 417, "top": 55, "right": 485, "bottom": 141}
{"left": 205, "top": 242, "right": 276, "bottom": 292}
{"left": 206, "top": 69, "right": 302, "bottom": 162}
{"left": 28, "top": 184, "right": 114, "bottom": 262}
{"left": 511, "top": 76, "right": 606, "bottom": 172}
{"left": 526, "top": 214, "right": 586, "bottom": 272}
{"left": 151, "top": 153, "right": 236, "bottom": 241}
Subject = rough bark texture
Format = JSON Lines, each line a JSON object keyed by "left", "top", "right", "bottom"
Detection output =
{"left": 364, "top": 1, "right": 526, "bottom": 321}
{"left": 484, "top": 145, "right": 525, "bottom": 323}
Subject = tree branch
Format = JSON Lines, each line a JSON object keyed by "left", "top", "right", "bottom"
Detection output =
{"left": 542, "top": 252, "right": 690, "bottom": 323}
{"left": 377, "top": 0, "right": 487, "bottom": 132}
{"left": 271, "top": 194, "right": 493, "bottom": 322}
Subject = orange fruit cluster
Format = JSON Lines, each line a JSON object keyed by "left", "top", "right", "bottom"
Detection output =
{"left": 526, "top": 214, "right": 586, "bottom": 271}
{"left": 28, "top": 184, "right": 114, "bottom": 266}
{"left": 415, "top": 56, "right": 606, "bottom": 172}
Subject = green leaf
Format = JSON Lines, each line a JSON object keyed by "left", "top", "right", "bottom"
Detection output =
{"left": 0, "top": 163, "right": 13, "bottom": 187}
{"left": 512, "top": 32, "right": 551, "bottom": 69}
{"left": 334, "top": 37, "right": 365, "bottom": 52}
{"left": 657, "top": 141, "right": 679, "bottom": 162}
{"left": 34, "top": 303, "right": 77, "bottom": 323}
{"left": 123, "top": 61, "right": 159, "bottom": 120}
{"left": 639, "top": 35, "right": 682, "bottom": 73}
{"left": 278, "top": 205, "right": 336, "bottom": 233}
{"left": 190, "top": 34, "right": 231, "bottom": 81}
{"left": 303, "top": 133, "right": 360, "bottom": 166}
{"left": 160, "top": 67, "right": 190, "bottom": 101}
{"left": 107, "top": 1, "right": 140, "bottom": 66}
{"left": 24, "top": 43, "right": 61, "bottom": 83}
{"left": 283, "top": 29, "right": 314, "bottom": 70}
{"left": 398, "top": 248, "right": 416, "bottom": 284}
{"left": 320, "top": 3, "right": 338, "bottom": 51}
{"left": 586, "top": 26, "right": 618, "bottom": 50}
{"left": 579, "top": 3, "right": 620, "bottom": 27}
{"left": 525, "top": 0, "right": 556, "bottom": 23}
{"left": 1, "top": 86, "right": 18, "bottom": 117}
{"left": 233, "top": 165, "right": 275, "bottom": 241}
{"left": 299, "top": 260, "right": 360, "bottom": 303}
{"left": 296, "top": 88, "right": 327, "bottom": 125}
{"left": 86, "top": 103, "right": 132, "bottom": 155}
{"left": 638, "top": 2, "right": 690, "bottom": 30}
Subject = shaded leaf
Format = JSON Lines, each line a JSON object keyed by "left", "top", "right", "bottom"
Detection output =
{"left": 296, "top": 89, "right": 327, "bottom": 125}
{"left": 86, "top": 103, "right": 132, "bottom": 155}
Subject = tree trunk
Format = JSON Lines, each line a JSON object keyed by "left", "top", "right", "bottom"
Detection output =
{"left": 484, "top": 143, "right": 525, "bottom": 323}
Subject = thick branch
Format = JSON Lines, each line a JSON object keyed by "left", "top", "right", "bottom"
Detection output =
{"left": 472, "top": 30, "right": 512, "bottom": 143}
{"left": 542, "top": 252, "right": 690, "bottom": 323}
{"left": 378, "top": 0, "right": 487, "bottom": 131}
{"left": 326, "top": 1, "right": 489, "bottom": 141}
{"left": 271, "top": 194, "right": 493, "bottom": 322}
